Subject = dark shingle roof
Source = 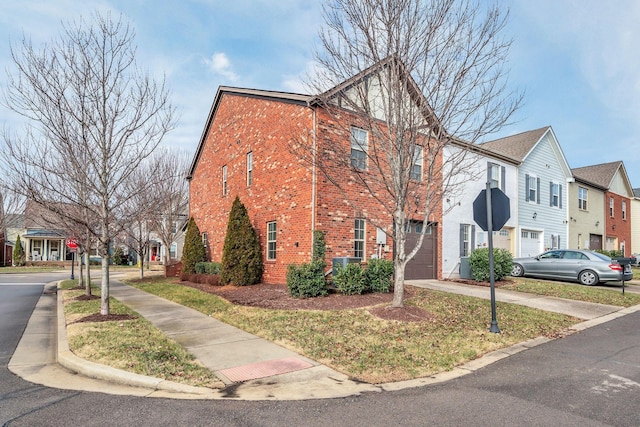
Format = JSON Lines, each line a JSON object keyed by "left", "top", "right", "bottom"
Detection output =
{"left": 633, "top": 188, "right": 640, "bottom": 198}
{"left": 571, "top": 161, "right": 622, "bottom": 189}
{"left": 478, "top": 127, "right": 550, "bottom": 161}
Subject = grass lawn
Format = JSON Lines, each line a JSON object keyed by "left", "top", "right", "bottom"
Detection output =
{"left": 127, "top": 277, "right": 579, "bottom": 384}
{"left": 502, "top": 278, "right": 640, "bottom": 307}
{"left": 60, "top": 280, "right": 224, "bottom": 388}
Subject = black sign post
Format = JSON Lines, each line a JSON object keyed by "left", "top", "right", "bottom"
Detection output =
{"left": 473, "top": 184, "right": 511, "bottom": 334}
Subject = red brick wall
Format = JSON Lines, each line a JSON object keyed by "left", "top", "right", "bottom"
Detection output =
{"left": 189, "top": 93, "right": 316, "bottom": 284}
{"left": 605, "top": 191, "right": 631, "bottom": 256}
{"left": 189, "top": 92, "right": 443, "bottom": 284}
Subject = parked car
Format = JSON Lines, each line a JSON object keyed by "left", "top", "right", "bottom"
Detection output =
{"left": 630, "top": 254, "right": 640, "bottom": 267}
{"left": 511, "top": 249, "right": 633, "bottom": 285}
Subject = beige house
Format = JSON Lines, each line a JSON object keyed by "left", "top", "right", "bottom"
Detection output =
{"left": 568, "top": 176, "right": 606, "bottom": 250}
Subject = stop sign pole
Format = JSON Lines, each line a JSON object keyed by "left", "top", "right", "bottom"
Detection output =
{"left": 484, "top": 183, "right": 501, "bottom": 334}
{"left": 65, "top": 238, "right": 78, "bottom": 280}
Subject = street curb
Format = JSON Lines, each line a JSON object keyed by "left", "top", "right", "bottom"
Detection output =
{"left": 55, "top": 282, "right": 220, "bottom": 397}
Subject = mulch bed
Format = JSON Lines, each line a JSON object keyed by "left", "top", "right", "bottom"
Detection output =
{"left": 180, "top": 281, "right": 433, "bottom": 322}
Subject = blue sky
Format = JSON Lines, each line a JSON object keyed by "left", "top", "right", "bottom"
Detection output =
{"left": 1, "top": 1, "right": 639, "bottom": 187}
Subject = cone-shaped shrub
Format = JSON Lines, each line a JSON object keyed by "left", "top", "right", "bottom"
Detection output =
{"left": 220, "top": 196, "right": 263, "bottom": 286}
{"left": 13, "top": 234, "right": 25, "bottom": 266}
{"left": 181, "top": 217, "right": 207, "bottom": 275}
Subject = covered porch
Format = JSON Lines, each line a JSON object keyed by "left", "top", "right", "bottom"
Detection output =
{"left": 22, "top": 229, "right": 67, "bottom": 262}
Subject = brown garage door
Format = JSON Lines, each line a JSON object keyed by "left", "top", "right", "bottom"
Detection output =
{"left": 403, "top": 221, "right": 437, "bottom": 280}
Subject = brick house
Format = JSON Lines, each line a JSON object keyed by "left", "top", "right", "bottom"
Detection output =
{"left": 188, "top": 71, "right": 442, "bottom": 284}
{"left": 572, "top": 161, "right": 633, "bottom": 256}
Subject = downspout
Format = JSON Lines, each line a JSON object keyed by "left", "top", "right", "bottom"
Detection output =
{"left": 311, "top": 105, "right": 317, "bottom": 261}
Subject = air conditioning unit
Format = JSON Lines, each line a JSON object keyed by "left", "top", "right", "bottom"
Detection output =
{"left": 459, "top": 256, "right": 472, "bottom": 279}
{"left": 331, "top": 257, "right": 361, "bottom": 273}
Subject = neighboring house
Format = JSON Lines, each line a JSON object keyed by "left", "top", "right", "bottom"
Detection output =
{"left": 567, "top": 174, "right": 607, "bottom": 251}
{"left": 572, "top": 161, "right": 633, "bottom": 256}
{"left": 632, "top": 188, "right": 640, "bottom": 254}
{"left": 480, "top": 126, "right": 573, "bottom": 257}
{"left": 188, "top": 68, "right": 442, "bottom": 284}
{"left": 441, "top": 141, "right": 519, "bottom": 278}
{"left": 19, "top": 201, "right": 69, "bottom": 262}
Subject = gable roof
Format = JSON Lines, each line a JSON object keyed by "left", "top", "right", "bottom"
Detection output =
{"left": 311, "top": 55, "right": 444, "bottom": 137}
{"left": 478, "top": 127, "right": 549, "bottom": 161}
{"left": 571, "top": 161, "right": 633, "bottom": 197}
{"left": 187, "top": 86, "right": 313, "bottom": 180}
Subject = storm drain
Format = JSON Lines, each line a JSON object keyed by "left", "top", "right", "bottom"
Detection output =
{"left": 219, "top": 357, "right": 313, "bottom": 382}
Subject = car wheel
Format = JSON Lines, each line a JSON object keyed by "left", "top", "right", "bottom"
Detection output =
{"left": 579, "top": 270, "right": 599, "bottom": 286}
{"left": 511, "top": 263, "right": 524, "bottom": 277}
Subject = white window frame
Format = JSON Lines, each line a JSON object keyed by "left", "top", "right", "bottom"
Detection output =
{"left": 267, "top": 221, "right": 277, "bottom": 261}
{"left": 551, "top": 182, "right": 560, "bottom": 207}
{"left": 222, "top": 165, "right": 228, "bottom": 196}
{"left": 528, "top": 175, "right": 537, "bottom": 202}
{"left": 578, "top": 187, "right": 588, "bottom": 210}
{"left": 350, "top": 127, "right": 368, "bottom": 170}
{"left": 247, "top": 152, "right": 253, "bottom": 186}
{"left": 462, "top": 224, "right": 471, "bottom": 256}
{"left": 609, "top": 197, "right": 614, "bottom": 217}
{"left": 410, "top": 145, "right": 422, "bottom": 181}
{"left": 622, "top": 200, "right": 627, "bottom": 220}
{"left": 354, "top": 218, "right": 365, "bottom": 259}
{"left": 490, "top": 163, "right": 501, "bottom": 189}
{"left": 170, "top": 242, "right": 177, "bottom": 259}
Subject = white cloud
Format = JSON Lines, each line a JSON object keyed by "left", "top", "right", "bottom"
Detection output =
{"left": 204, "top": 52, "right": 239, "bottom": 83}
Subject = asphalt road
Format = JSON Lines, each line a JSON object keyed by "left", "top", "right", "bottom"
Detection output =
{"left": 1, "top": 273, "right": 639, "bottom": 426}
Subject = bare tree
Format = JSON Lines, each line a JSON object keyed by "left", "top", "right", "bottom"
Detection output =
{"left": 305, "top": 0, "right": 521, "bottom": 307}
{"left": 149, "top": 148, "right": 190, "bottom": 267}
{"left": 1, "top": 12, "right": 176, "bottom": 314}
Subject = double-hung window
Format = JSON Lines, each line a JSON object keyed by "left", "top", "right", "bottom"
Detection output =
{"left": 578, "top": 187, "right": 588, "bottom": 210}
{"left": 609, "top": 197, "right": 614, "bottom": 217}
{"left": 489, "top": 163, "right": 501, "bottom": 189}
{"left": 550, "top": 182, "right": 560, "bottom": 207}
{"left": 622, "top": 200, "right": 627, "bottom": 220}
{"left": 410, "top": 145, "right": 422, "bottom": 181}
{"left": 460, "top": 224, "right": 475, "bottom": 257}
{"left": 350, "top": 127, "right": 368, "bottom": 170}
{"left": 247, "top": 152, "right": 253, "bottom": 186}
{"left": 525, "top": 174, "right": 539, "bottom": 203}
{"left": 354, "top": 218, "right": 365, "bottom": 259}
{"left": 222, "top": 165, "right": 228, "bottom": 196}
{"left": 267, "top": 221, "right": 277, "bottom": 261}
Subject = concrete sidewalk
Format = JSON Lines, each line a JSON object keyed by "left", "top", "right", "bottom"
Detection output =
{"left": 9, "top": 278, "right": 640, "bottom": 400}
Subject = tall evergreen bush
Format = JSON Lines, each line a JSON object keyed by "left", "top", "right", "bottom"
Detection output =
{"left": 181, "top": 217, "right": 207, "bottom": 275}
{"left": 13, "top": 234, "right": 25, "bottom": 266}
{"left": 220, "top": 197, "right": 263, "bottom": 286}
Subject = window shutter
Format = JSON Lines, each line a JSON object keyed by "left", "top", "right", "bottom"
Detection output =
{"left": 501, "top": 166, "right": 506, "bottom": 191}
{"left": 549, "top": 182, "right": 553, "bottom": 206}
{"left": 536, "top": 178, "right": 541, "bottom": 204}
{"left": 559, "top": 185, "right": 563, "bottom": 209}
{"left": 471, "top": 225, "right": 476, "bottom": 251}
{"left": 525, "top": 174, "right": 530, "bottom": 201}
{"left": 459, "top": 224, "right": 465, "bottom": 257}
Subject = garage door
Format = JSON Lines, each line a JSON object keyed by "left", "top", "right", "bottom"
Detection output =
{"left": 493, "top": 228, "right": 512, "bottom": 252}
{"left": 403, "top": 221, "right": 437, "bottom": 280}
{"left": 520, "top": 229, "right": 541, "bottom": 257}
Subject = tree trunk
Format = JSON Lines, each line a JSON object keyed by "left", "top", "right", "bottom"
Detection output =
{"left": 100, "top": 240, "right": 110, "bottom": 316}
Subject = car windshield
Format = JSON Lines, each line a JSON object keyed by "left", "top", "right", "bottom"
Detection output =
{"left": 591, "top": 252, "right": 611, "bottom": 262}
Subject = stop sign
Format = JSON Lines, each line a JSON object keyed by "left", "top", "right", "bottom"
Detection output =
{"left": 473, "top": 187, "right": 510, "bottom": 232}
{"left": 65, "top": 238, "right": 78, "bottom": 249}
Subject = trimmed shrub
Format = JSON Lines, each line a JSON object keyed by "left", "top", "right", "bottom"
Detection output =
{"left": 365, "top": 258, "right": 394, "bottom": 293}
{"left": 595, "top": 249, "right": 623, "bottom": 258}
{"left": 181, "top": 217, "right": 207, "bottom": 275}
{"left": 333, "top": 262, "right": 366, "bottom": 295}
{"left": 287, "top": 262, "right": 327, "bottom": 298}
{"left": 195, "top": 262, "right": 222, "bottom": 275}
{"left": 13, "top": 235, "right": 25, "bottom": 266}
{"left": 286, "top": 231, "right": 328, "bottom": 298}
{"left": 180, "top": 273, "right": 220, "bottom": 286}
{"left": 469, "top": 247, "right": 513, "bottom": 281}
